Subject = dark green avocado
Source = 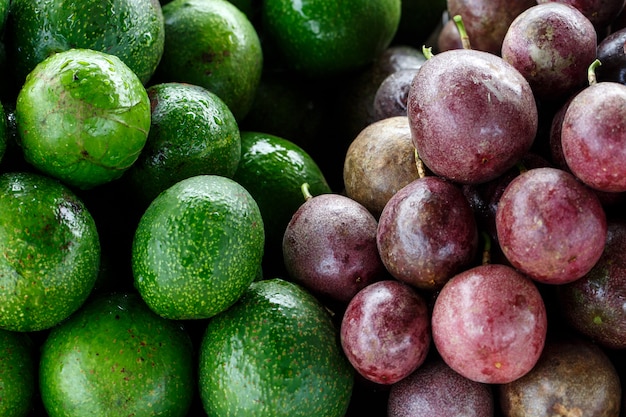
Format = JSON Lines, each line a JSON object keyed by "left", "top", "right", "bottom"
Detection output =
{"left": 198, "top": 277, "right": 354, "bottom": 417}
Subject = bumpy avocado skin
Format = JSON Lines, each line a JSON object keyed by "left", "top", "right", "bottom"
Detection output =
{"left": 132, "top": 175, "right": 265, "bottom": 320}
{"left": 125, "top": 82, "right": 241, "bottom": 206}
{"left": 157, "top": 0, "right": 263, "bottom": 120}
{"left": 199, "top": 278, "right": 354, "bottom": 417}
{"left": 15, "top": 48, "right": 151, "bottom": 190}
{"left": 261, "top": 0, "right": 401, "bottom": 77}
{"left": 0, "top": 329, "right": 35, "bottom": 417}
{"left": 0, "top": 172, "right": 100, "bottom": 332}
{"left": 39, "top": 292, "right": 195, "bottom": 417}
{"left": 5, "top": 0, "right": 164, "bottom": 85}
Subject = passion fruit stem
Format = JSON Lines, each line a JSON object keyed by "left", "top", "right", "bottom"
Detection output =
{"left": 481, "top": 230, "right": 492, "bottom": 265}
{"left": 422, "top": 45, "right": 434, "bottom": 60}
{"left": 453, "top": 15, "right": 472, "bottom": 50}
{"left": 588, "top": 59, "right": 601, "bottom": 85}
{"left": 300, "top": 182, "right": 313, "bottom": 201}
{"left": 414, "top": 148, "right": 426, "bottom": 179}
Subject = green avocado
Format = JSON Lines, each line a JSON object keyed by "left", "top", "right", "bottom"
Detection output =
{"left": 0, "top": 329, "right": 35, "bottom": 417}
{"left": 39, "top": 292, "right": 195, "bottom": 417}
{"left": 132, "top": 174, "right": 265, "bottom": 320}
{"left": 261, "top": 0, "right": 401, "bottom": 77}
{"left": 5, "top": 0, "right": 165, "bottom": 85}
{"left": 199, "top": 277, "right": 354, "bottom": 417}
{"left": 0, "top": 171, "right": 100, "bottom": 332}
{"left": 124, "top": 82, "right": 241, "bottom": 206}
{"left": 156, "top": 0, "right": 263, "bottom": 120}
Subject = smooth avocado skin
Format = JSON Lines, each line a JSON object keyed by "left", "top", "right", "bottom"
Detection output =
{"left": 132, "top": 174, "right": 265, "bottom": 320}
{"left": 39, "top": 292, "right": 195, "bottom": 417}
{"left": 15, "top": 48, "right": 151, "bottom": 190}
{"left": 5, "top": 0, "right": 164, "bottom": 85}
{"left": 157, "top": 0, "right": 263, "bottom": 120}
{"left": 125, "top": 82, "right": 241, "bottom": 206}
{"left": 261, "top": 0, "right": 401, "bottom": 77}
{"left": 198, "top": 278, "right": 354, "bottom": 417}
{"left": 0, "top": 329, "right": 36, "bottom": 417}
{"left": 0, "top": 172, "right": 100, "bottom": 332}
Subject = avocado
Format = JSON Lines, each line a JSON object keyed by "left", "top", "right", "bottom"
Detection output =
{"left": 132, "top": 174, "right": 265, "bottom": 320}
{"left": 0, "top": 171, "right": 100, "bottom": 332}
{"left": 198, "top": 277, "right": 354, "bottom": 417}
{"left": 39, "top": 292, "right": 195, "bottom": 417}
{"left": 5, "top": 0, "right": 164, "bottom": 87}
{"left": 0, "top": 329, "right": 35, "bottom": 417}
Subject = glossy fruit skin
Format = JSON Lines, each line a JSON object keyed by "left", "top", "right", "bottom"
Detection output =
{"left": 343, "top": 116, "right": 420, "bottom": 218}
{"left": 232, "top": 131, "right": 331, "bottom": 269}
{"left": 536, "top": 0, "right": 625, "bottom": 29}
{"left": 5, "top": 0, "right": 164, "bottom": 86}
{"left": 597, "top": 27, "right": 626, "bottom": 85}
{"left": 0, "top": 330, "right": 35, "bottom": 417}
{"left": 0, "top": 172, "right": 100, "bottom": 332}
{"left": 261, "top": 0, "right": 401, "bottom": 77}
{"left": 39, "top": 292, "right": 195, "bottom": 417}
{"left": 495, "top": 167, "right": 607, "bottom": 284}
{"left": 561, "top": 82, "right": 626, "bottom": 192}
{"left": 407, "top": 48, "right": 538, "bottom": 184}
{"left": 125, "top": 82, "right": 241, "bottom": 205}
{"left": 157, "top": 0, "right": 263, "bottom": 120}
{"left": 340, "top": 280, "right": 431, "bottom": 385}
{"left": 556, "top": 221, "right": 626, "bottom": 349}
{"left": 16, "top": 48, "right": 151, "bottom": 190}
{"left": 432, "top": 264, "right": 548, "bottom": 384}
{"left": 387, "top": 358, "right": 494, "bottom": 417}
{"left": 132, "top": 175, "right": 264, "bottom": 320}
{"left": 499, "top": 338, "right": 621, "bottom": 417}
{"left": 501, "top": 3, "right": 597, "bottom": 101}
{"left": 198, "top": 278, "right": 354, "bottom": 417}
{"left": 282, "top": 193, "right": 385, "bottom": 304}
{"left": 376, "top": 176, "right": 479, "bottom": 291}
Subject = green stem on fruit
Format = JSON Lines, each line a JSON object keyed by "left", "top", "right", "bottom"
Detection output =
{"left": 453, "top": 15, "right": 472, "bottom": 50}
{"left": 481, "top": 231, "right": 492, "bottom": 265}
{"left": 301, "top": 182, "right": 313, "bottom": 201}
{"left": 587, "top": 59, "right": 601, "bottom": 86}
{"left": 422, "top": 45, "right": 434, "bottom": 60}
{"left": 516, "top": 161, "right": 528, "bottom": 174}
{"left": 414, "top": 148, "right": 426, "bottom": 179}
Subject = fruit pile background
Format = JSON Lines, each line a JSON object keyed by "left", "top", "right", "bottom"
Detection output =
{"left": 2, "top": 0, "right": 626, "bottom": 416}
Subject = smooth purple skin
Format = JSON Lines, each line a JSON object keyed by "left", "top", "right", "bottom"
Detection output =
{"left": 340, "top": 280, "right": 431, "bottom": 385}
{"left": 536, "top": 0, "right": 625, "bottom": 29}
{"left": 431, "top": 264, "right": 548, "bottom": 384}
{"left": 282, "top": 193, "right": 385, "bottom": 304}
{"left": 556, "top": 221, "right": 626, "bottom": 350}
{"left": 501, "top": 3, "right": 597, "bottom": 100}
{"left": 561, "top": 82, "right": 626, "bottom": 192}
{"left": 495, "top": 167, "right": 607, "bottom": 284}
{"left": 373, "top": 69, "right": 418, "bottom": 120}
{"left": 388, "top": 358, "right": 494, "bottom": 417}
{"left": 376, "top": 176, "right": 479, "bottom": 290}
{"left": 407, "top": 49, "right": 538, "bottom": 184}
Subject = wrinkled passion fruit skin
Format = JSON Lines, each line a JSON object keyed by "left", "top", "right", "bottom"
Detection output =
{"left": 407, "top": 48, "right": 538, "bottom": 184}
{"left": 499, "top": 338, "right": 622, "bottom": 417}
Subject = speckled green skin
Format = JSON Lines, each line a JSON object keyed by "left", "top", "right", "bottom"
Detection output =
{"left": 0, "top": 172, "right": 100, "bottom": 332}
{"left": 0, "top": 103, "right": 7, "bottom": 164}
{"left": 233, "top": 131, "right": 331, "bottom": 255}
{"left": 5, "top": 0, "right": 164, "bottom": 85}
{"left": 0, "top": 330, "right": 35, "bottom": 417}
{"left": 0, "top": 0, "right": 8, "bottom": 33}
{"left": 157, "top": 0, "right": 263, "bottom": 120}
{"left": 199, "top": 278, "right": 354, "bottom": 417}
{"left": 125, "top": 82, "right": 241, "bottom": 206}
{"left": 132, "top": 174, "right": 264, "bottom": 320}
{"left": 39, "top": 292, "right": 194, "bottom": 417}
{"left": 261, "top": 0, "right": 401, "bottom": 77}
{"left": 16, "top": 48, "right": 151, "bottom": 190}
